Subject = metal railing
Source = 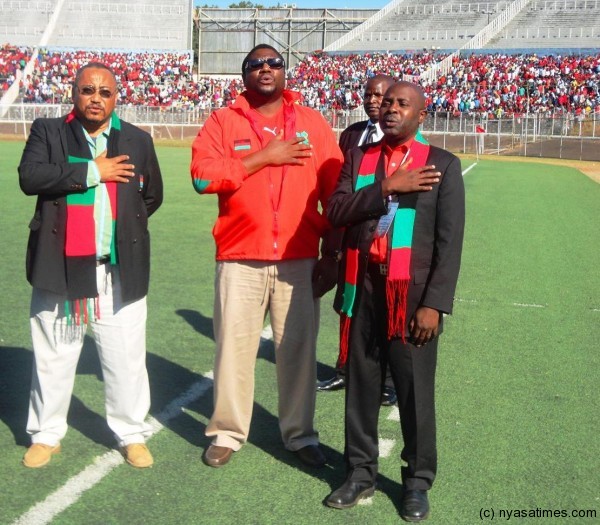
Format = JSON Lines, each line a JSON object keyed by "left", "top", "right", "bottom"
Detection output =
{"left": 1, "top": 103, "right": 599, "bottom": 161}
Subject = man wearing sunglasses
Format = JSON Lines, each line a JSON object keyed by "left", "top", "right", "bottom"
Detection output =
{"left": 191, "top": 44, "right": 344, "bottom": 469}
{"left": 18, "top": 62, "right": 163, "bottom": 469}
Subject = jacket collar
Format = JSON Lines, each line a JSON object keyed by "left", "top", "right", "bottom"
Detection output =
{"left": 232, "top": 89, "right": 302, "bottom": 113}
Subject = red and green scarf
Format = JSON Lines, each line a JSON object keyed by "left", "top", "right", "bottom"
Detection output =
{"left": 339, "top": 132, "right": 430, "bottom": 365}
{"left": 64, "top": 110, "right": 121, "bottom": 324}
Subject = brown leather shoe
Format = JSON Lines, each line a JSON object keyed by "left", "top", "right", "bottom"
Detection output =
{"left": 122, "top": 443, "right": 154, "bottom": 468}
{"left": 203, "top": 445, "right": 233, "bottom": 467}
{"left": 23, "top": 443, "right": 61, "bottom": 468}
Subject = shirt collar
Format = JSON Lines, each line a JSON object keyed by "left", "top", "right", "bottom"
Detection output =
{"left": 383, "top": 136, "right": 414, "bottom": 156}
{"left": 82, "top": 120, "right": 112, "bottom": 144}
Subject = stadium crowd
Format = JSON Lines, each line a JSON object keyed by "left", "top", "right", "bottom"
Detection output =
{"left": 290, "top": 51, "right": 600, "bottom": 117}
{"left": 1, "top": 44, "right": 599, "bottom": 117}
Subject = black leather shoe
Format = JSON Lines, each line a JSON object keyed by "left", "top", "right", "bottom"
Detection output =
{"left": 294, "top": 444, "right": 326, "bottom": 468}
{"left": 381, "top": 385, "right": 398, "bottom": 406}
{"left": 316, "top": 376, "right": 345, "bottom": 392}
{"left": 401, "top": 489, "right": 430, "bottom": 522}
{"left": 326, "top": 479, "right": 376, "bottom": 509}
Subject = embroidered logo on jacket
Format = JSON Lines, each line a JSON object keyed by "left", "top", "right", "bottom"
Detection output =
{"left": 296, "top": 131, "right": 309, "bottom": 145}
{"left": 234, "top": 139, "right": 252, "bottom": 151}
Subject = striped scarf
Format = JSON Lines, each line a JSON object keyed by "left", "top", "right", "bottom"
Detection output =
{"left": 339, "top": 133, "right": 430, "bottom": 365}
{"left": 64, "top": 110, "right": 120, "bottom": 323}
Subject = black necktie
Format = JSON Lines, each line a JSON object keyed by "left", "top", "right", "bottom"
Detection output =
{"left": 365, "top": 125, "right": 377, "bottom": 144}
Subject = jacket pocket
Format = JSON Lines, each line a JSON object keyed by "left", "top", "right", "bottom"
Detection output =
{"left": 28, "top": 214, "right": 41, "bottom": 231}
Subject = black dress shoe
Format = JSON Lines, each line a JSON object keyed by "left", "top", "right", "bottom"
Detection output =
{"left": 381, "top": 385, "right": 398, "bottom": 406}
{"left": 326, "top": 479, "right": 376, "bottom": 509}
{"left": 316, "top": 376, "right": 345, "bottom": 392}
{"left": 400, "top": 489, "right": 430, "bottom": 522}
{"left": 294, "top": 444, "right": 326, "bottom": 468}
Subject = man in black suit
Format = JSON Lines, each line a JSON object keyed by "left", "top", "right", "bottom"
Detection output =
{"left": 317, "top": 74, "right": 398, "bottom": 406}
{"left": 18, "top": 63, "right": 163, "bottom": 469}
{"left": 324, "top": 81, "right": 465, "bottom": 522}
{"left": 338, "top": 74, "right": 395, "bottom": 154}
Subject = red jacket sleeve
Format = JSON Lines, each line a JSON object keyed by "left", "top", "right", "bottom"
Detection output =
{"left": 190, "top": 110, "right": 249, "bottom": 194}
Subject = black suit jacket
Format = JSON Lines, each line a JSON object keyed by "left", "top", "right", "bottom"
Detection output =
{"left": 338, "top": 120, "right": 370, "bottom": 156}
{"left": 328, "top": 141, "right": 465, "bottom": 337}
{"left": 18, "top": 116, "right": 163, "bottom": 303}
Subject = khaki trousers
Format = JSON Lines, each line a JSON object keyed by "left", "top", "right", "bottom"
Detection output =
{"left": 27, "top": 263, "right": 152, "bottom": 447}
{"left": 206, "top": 259, "right": 320, "bottom": 451}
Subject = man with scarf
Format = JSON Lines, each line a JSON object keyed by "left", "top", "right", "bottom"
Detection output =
{"left": 325, "top": 81, "right": 464, "bottom": 522}
{"left": 18, "top": 63, "right": 163, "bottom": 469}
{"left": 317, "top": 74, "right": 398, "bottom": 408}
{"left": 190, "top": 44, "right": 344, "bottom": 469}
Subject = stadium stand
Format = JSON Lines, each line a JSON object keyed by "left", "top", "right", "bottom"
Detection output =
{"left": 0, "top": 0, "right": 193, "bottom": 50}
{"left": 487, "top": 0, "right": 600, "bottom": 49}
{"left": 1, "top": 44, "right": 598, "bottom": 118}
{"left": 0, "top": 0, "right": 598, "bottom": 121}
{"left": 335, "top": 1, "right": 508, "bottom": 52}
{"left": 16, "top": 48, "right": 196, "bottom": 105}
{"left": 325, "top": 0, "right": 600, "bottom": 52}
{"left": 288, "top": 51, "right": 600, "bottom": 117}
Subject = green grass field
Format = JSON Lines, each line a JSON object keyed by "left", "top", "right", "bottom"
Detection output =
{"left": 1, "top": 140, "right": 598, "bottom": 524}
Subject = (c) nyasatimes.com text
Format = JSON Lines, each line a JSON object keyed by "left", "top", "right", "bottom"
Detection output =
{"left": 479, "top": 507, "right": 597, "bottom": 520}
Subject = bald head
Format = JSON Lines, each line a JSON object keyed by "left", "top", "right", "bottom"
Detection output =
{"left": 390, "top": 81, "right": 426, "bottom": 108}
{"left": 363, "top": 75, "right": 395, "bottom": 122}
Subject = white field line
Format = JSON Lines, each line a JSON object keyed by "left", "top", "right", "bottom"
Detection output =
{"left": 459, "top": 165, "right": 550, "bottom": 312}
{"left": 387, "top": 406, "right": 400, "bottom": 422}
{"left": 14, "top": 328, "right": 275, "bottom": 525}
{"left": 455, "top": 297, "right": 548, "bottom": 309}
{"left": 379, "top": 438, "right": 396, "bottom": 458}
{"left": 512, "top": 302, "right": 546, "bottom": 308}
{"left": 462, "top": 162, "right": 477, "bottom": 176}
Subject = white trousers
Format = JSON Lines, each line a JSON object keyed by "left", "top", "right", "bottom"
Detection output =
{"left": 27, "top": 263, "right": 152, "bottom": 447}
{"left": 207, "top": 259, "right": 320, "bottom": 451}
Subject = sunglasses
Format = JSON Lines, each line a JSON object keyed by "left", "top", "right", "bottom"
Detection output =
{"left": 244, "top": 57, "right": 285, "bottom": 71}
{"left": 76, "top": 85, "right": 115, "bottom": 99}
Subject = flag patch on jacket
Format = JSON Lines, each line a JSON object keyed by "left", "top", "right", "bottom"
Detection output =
{"left": 296, "top": 130, "right": 309, "bottom": 145}
{"left": 234, "top": 139, "right": 251, "bottom": 151}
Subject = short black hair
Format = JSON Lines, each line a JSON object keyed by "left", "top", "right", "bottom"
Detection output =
{"left": 241, "top": 44, "right": 284, "bottom": 79}
{"left": 73, "top": 62, "right": 116, "bottom": 87}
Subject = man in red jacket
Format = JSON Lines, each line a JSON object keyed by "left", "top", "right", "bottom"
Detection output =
{"left": 191, "top": 44, "right": 344, "bottom": 469}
